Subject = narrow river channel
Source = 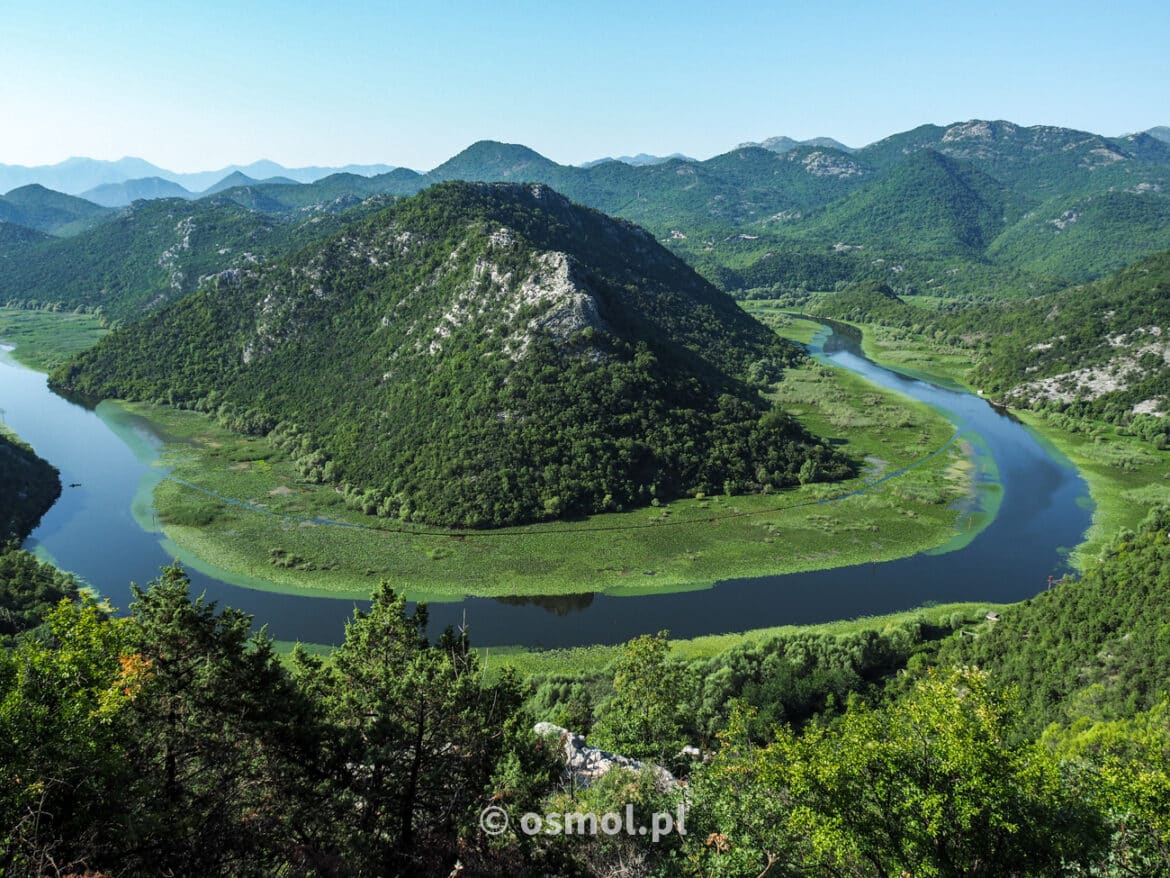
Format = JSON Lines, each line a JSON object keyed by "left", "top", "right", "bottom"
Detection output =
{"left": 1, "top": 323, "right": 1091, "bottom": 648}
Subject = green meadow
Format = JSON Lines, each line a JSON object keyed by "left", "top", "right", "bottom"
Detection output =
{"left": 0, "top": 307, "right": 109, "bottom": 371}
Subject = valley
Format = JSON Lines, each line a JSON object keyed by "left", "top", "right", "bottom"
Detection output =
{"left": 5, "top": 113, "right": 1170, "bottom": 876}
{"left": 4, "top": 128, "right": 1166, "bottom": 649}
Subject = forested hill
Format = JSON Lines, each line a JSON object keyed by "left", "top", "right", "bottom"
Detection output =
{"left": 0, "top": 431, "right": 60, "bottom": 544}
{"left": 0, "top": 184, "right": 110, "bottom": 235}
{"left": 53, "top": 182, "right": 849, "bottom": 527}
{"left": 966, "top": 250, "right": 1170, "bottom": 416}
{"left": 939, "top": 505, "right": 1170, "bottom": 735}
{"left": 790, "top": 149, "right": 1017, "bottom": 255}
{"left": 0, "top": 196, "right": 395, "bottom": 323}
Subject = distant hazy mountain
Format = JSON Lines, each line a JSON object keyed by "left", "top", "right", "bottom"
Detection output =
{"left": 199, "top": 172, "right": 300, "bottom": 197}
{"left": 579, "top": 153, "right": 695, "bottom": 168}
{"left": 82, "top": 176, "right": 193, "bottom": 207}
{"left": 1148, "top": 126, "right": 1170, "bottom": 144}
{"left": 738, "top": 136, "right": 855, "bottom": 154}
{"left": 0, "top": 158, "right": 167, "bottom": 198}
{"left": 0, "top": 157, "right": 397, "bottom": 196}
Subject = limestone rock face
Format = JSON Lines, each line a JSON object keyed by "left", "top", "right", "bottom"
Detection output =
{"left": 533, "top": 722, "right": 678, "bottom": 791}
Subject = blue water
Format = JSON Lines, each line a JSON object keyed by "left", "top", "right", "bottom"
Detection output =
{"left": 0, "top": 324, "right": 1091, "bottom": 648}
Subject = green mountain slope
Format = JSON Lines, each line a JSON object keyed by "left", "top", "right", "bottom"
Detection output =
{"left": 858, "top": 120, "right": 1170, "bottom": 199}
{"left": 0, "top": 184, "right": 111, "bottom": 236}
{"left": 966, "top": 250, "right": 1170, "bottom": 420}
{"left": 0, "top": 431, "right": 60, "bottom": 544}
{"left": 939, "top": 506, "right": 1170, "bottom": 734}
{"left": 53, "top": 182, "right": 849, "bottom": 527}
{"left": 428, "top": 140, "right": 568, "bottom": 184}
{"left": 0, "top": 221, "right": 50, "bottom": 258}
{"left": 0, "top": 196, "right": 392, "bottom": 321}
{"left": 785, "top": 150, "right": 1018, "bottom": 255}
{"left": 987, "top": 190, "right": 1170, "bottom": 281}
{"left": 588, "top": 147, "right": 870, "bottom": 233}
{"left": 424, "top": 142, "right": 871, "bottom": 235}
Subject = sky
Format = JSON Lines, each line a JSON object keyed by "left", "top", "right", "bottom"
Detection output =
{"left": 2, "top": 0, "right": 1168, "bottom": 172}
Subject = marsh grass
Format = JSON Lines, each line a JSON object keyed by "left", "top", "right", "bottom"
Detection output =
{"left": 747, "top": 305, "right": 975, "bottom": 390}
{"left": 272, "top": 600, "right": 1004, "bottom": 676}
{"left": 0, "top": 308, "right": 108, "bottom": 371}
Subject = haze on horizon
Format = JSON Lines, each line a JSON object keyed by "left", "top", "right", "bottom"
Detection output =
{"left": 2, "top": 0, "right": 1168, "bottom": 173}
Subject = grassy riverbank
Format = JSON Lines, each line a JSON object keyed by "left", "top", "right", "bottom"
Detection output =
{"left": 478, "top": 601, "right": 1005, "bottom": 678}
{"left": 272, "top": 599, "right": 1004, "bottom": 675}
{"left": 0, "top": 308, "right": 108, "bottom": 371}
{"left": 1015, "top": 412, "right": 1170, "bottom": 569}
{"left": 743, "top": 301, "right": 975, "bottom": 389}
{"left": 128, "top": 328, "right": 975, "bottom": 601}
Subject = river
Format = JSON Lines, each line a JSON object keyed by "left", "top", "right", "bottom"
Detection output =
{"left": 0, "top": 323, "right": 1091, "bottom": 648}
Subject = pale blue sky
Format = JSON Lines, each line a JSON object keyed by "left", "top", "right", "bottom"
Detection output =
{"left": 2, "top": 0, "right": 1167, "bottom": 171}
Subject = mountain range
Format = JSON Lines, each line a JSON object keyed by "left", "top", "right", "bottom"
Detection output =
{"left": 0, "top": 157, "right": 397, "bottom": 200}
{"left": 4, "top": 119, "right": 1170, "bottom": 320}
{"left": 4, "top": 123, "right": 1165, "bottom": 200}
{"left": 579, "top": 153, "right": 695, "bottom": 168}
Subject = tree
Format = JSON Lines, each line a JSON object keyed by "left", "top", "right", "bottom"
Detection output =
{"left": 301, "top": 582, "right": 527, "bottom": 874}
{"left": 113, "top": 563, "right": 321, "bottom": 876}
{"left": 1045, "top": 700, "right": 1170, "bottom": 876}
{"left": 0, "top": 597, "right": 131, "bottom": 875}
{"left": 592, "top": 631, "right": 692, "bottom": 764}
{"left": 686, "top": 668, "right": 1106, "bottom": 877}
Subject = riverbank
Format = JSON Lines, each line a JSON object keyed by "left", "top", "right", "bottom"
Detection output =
{"left": 1014, "top": 411, "right": 1170, "bottom": 569}
{"left": 786, "top": 312, "right": 1170, "bottom": 574}
{"left": 272, "top": 599, "right": 1006, "bottom": 675}
{"left": 744, "top": 300, "right": 976, "bottom": 390}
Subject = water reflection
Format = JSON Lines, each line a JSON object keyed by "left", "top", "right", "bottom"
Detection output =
{"left": 493, "top": 592, "right": 597, "bottom": 615}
